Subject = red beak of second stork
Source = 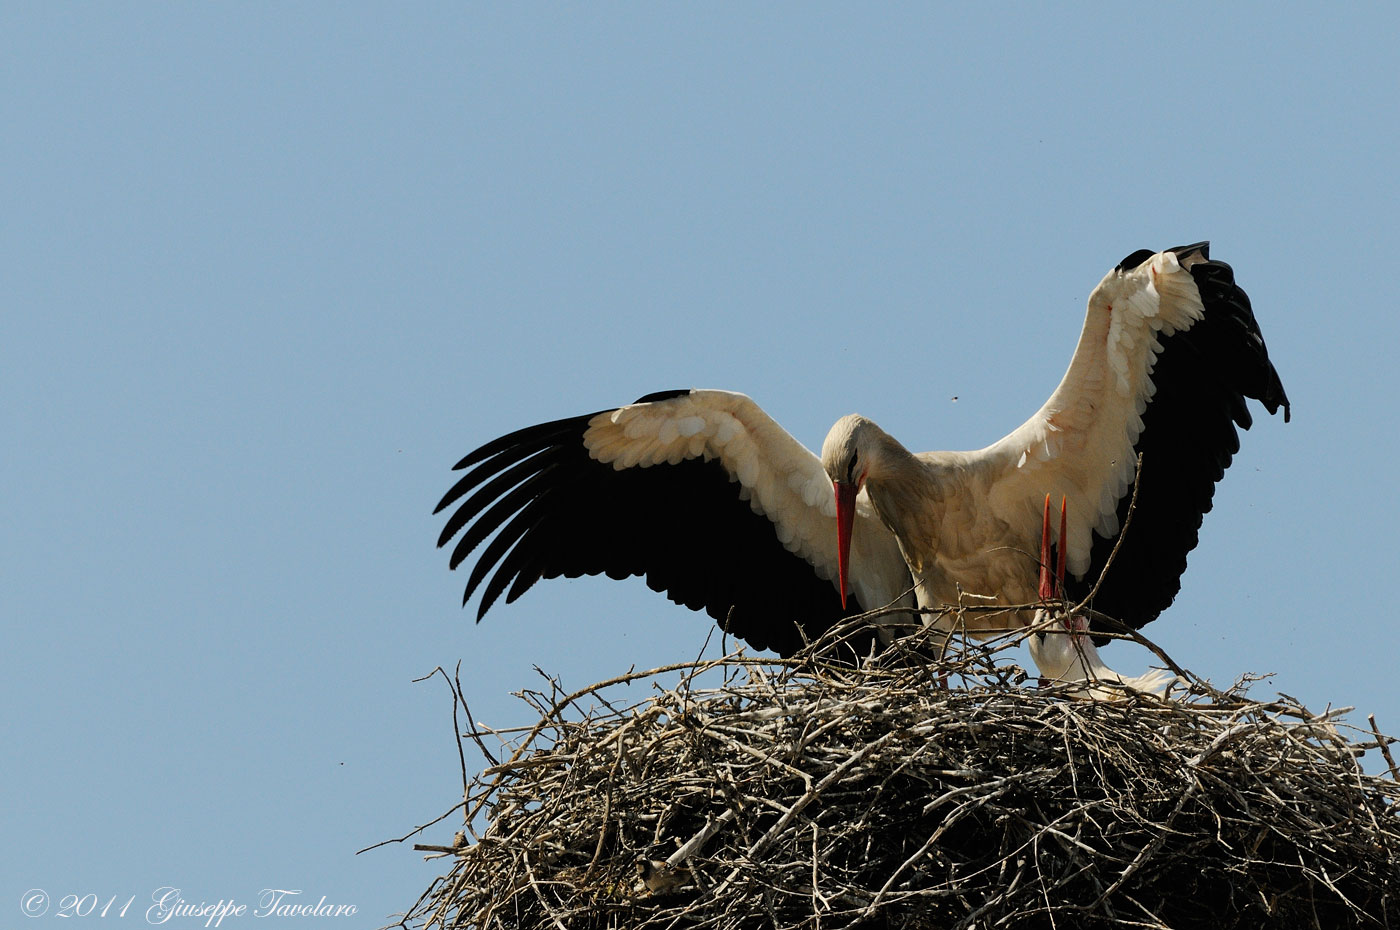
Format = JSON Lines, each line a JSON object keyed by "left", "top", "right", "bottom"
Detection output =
{"left": 1038, "top": 493, "right": 1069, "bottom": 605}
{"left": 834, "top": 479, "right": 860, "bottom": 610}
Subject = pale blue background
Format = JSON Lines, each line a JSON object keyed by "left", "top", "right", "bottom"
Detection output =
{"left": 5, "top": 4, "right": 1396, "bottom": 924}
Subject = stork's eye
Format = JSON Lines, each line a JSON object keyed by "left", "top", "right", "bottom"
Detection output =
{"left": 846, "top": 453, "right": 859, "bottom": 484}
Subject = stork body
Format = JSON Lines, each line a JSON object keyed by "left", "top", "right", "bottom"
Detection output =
{"left": 436, "top": 243, "right": 1289, "bottom": 676}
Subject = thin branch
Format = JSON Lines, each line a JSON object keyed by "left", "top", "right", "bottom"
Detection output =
{"left": 1369, "top": 714, "right": 1400, "bottom": 782}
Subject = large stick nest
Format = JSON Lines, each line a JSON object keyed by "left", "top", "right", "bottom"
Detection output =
{"left": 394, "top": 619, "right": 1400, "bottom": 929}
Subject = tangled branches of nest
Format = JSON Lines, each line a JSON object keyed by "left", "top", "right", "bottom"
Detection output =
{"left": 394, "top": 619, "right": 1400, "bottom": 930}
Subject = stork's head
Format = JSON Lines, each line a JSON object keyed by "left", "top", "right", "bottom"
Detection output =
{"left": 1028, "top": 493, "right": 1097, "bottom": 681}
{"left": 821, "top": 415, "right": 878, "bottom": 609}
{"left": 1029, "top": 610, "right": 1178, "bottom": 698}
{"left": 1028, "top": 610, "right": 1101, "bottom": 682}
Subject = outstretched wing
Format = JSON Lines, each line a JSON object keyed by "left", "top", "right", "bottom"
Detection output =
{"left": 986, "top": 243, "right": 1289, "bottom": 637}
{"left": 435, "top": 389, "right": 913, "bottom": 656}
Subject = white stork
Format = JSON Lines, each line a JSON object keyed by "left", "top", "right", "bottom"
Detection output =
{"left": 436, "top": 243, "right": 1289, "bottom": 679}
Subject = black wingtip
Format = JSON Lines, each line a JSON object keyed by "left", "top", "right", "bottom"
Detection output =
{"left": 1168, "top": 240, "right": 1210, "bottom": 261}
{"left": 1115, "top": 249, "right": 1156, "bottom": 272}
{"left": 631, "top": 388, "right": 693, "bottom": 405}
{"left": 1267, "top": 384, "right": 1292, "bottom": 424}
{"left": 1116, "top": 241, "right": 1211, "bottom": 273}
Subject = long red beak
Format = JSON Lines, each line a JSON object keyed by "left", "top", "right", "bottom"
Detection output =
{"left": 1056, "top": 495, "right": 1068, "bottom": 595}
{"left": 1038, "top": 493, "right": 1069, "bottom": 601}
{"left": 1038, "top": 494, "right": 1053, "bottom": 600}
{"left": 834, "top": 480, "right": 858, "bottom": 609}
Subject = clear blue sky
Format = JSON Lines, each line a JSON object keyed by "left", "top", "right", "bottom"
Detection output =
{"left": 5, "top": 4, "right": 1396, "bottom": 923}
